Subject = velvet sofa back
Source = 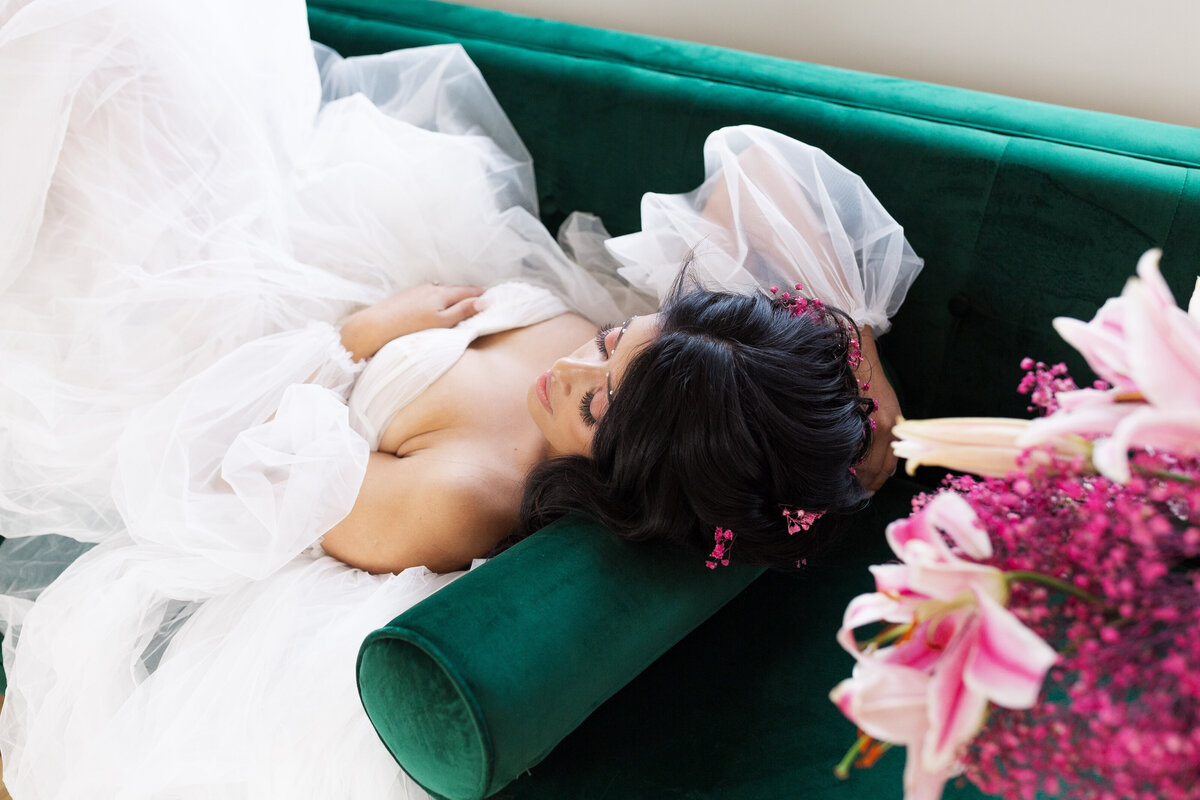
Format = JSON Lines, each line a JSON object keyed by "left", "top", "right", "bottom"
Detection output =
{"left": 307, "top": 1, "right": 1200, "bottom": 798}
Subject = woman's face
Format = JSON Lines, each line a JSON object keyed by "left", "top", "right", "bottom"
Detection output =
{"left": 527, "top": 314, "right": 660, "bottom": 457}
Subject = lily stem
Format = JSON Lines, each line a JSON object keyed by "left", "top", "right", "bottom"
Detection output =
{"left": 1131, "top": 464, "right": 1199, "bottom": 486}
{"left": 1004, "top": 570, "right": 1103, "bottom": 604}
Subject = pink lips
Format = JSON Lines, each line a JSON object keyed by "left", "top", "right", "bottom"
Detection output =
{"left": 536, "top": 370, "right": 553, "bottom": 413}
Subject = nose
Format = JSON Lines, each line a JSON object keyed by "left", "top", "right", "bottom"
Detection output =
{"left": 551, "top": 351, "right": 605, "bottom": 398}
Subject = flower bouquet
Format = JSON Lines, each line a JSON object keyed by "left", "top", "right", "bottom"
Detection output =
{"left": 831, "top": 251, "right": 1200, "bottom": 800}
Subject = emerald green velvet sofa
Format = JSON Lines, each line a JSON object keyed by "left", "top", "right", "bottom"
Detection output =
{"left": 304, "top": 1, "right": 1200, "bottom": 798}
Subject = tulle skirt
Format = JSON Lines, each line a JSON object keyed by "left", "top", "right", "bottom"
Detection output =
{"left": 0, "top": 0, "right": 624, "bottom": 796}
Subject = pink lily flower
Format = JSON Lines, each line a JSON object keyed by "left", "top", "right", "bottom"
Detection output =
{"left": 1023, "top": 250, "right": 1200, "bottom": 481}
{"left": 830, "top": 494, "right": 1058, "bottom": 800}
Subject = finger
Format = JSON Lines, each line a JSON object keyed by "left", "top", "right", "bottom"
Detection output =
{"left": 437, "top": 285, "right": 485, "bottom": 307}
{"left": 440, "top": 296, "right": 484, "bottom": 325}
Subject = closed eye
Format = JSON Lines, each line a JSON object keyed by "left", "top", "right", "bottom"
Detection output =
{"left": 594, "top": 324, "right": 615, "bottom": 359}
{"left": 579, "top": 389, "right": 598, "bottom": 427}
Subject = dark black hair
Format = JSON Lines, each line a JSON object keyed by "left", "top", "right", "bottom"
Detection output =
{"left": 517, "top": 278, "right": 874, "bottom": 569}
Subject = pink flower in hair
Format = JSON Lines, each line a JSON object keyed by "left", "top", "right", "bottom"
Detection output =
{"left": 706, "top": 527, "right": 735, "bottom": 569}
{"left": 783, "top": 507, "right": 822, "bottom": 533}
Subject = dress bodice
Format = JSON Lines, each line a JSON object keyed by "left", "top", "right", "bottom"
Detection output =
{"left": 346, "top": 281, "right": 569, "bottom": 448}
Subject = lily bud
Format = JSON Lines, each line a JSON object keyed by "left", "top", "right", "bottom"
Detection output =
{"left": 891, "top": 417, "right": 1033, "bottom": 478}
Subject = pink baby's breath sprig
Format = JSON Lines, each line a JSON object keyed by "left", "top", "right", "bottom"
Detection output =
{"left": 705, "top": 526, "right": 735, "bottom": 569}
{"left": 770, "top": 282, "right": 822, "bottom": 317}
{"left": 1016, "top": 358, "right": 1102, "bottom": 415}
{"left": 783, "top": 507, "right": 822, "bottom": 534}
{"left": 847, "top": 335, "right": 862, "bottom": 370}
{"left": 770, "top": 281, "right": 860, "bottom": 368}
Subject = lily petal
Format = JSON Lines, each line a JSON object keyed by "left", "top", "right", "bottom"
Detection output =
{"left": 924, "top": 493, "right": 992, "bottom": 560}
{"left": 903, "top": 743, "right": 953, "bottom": 800}
{"left": 887, "top": 493, "right": 988, "bottom": 563}
{"left": 1052, "top": 300, "right": 1136, "bottom": 392}
{"left": 882, "top": 615, "right": 962, "bottom": 673}
{"left": 1054, "top": 387, "right": 1123, "bottom": 412}
{"left": 1124, "top": 265, "right": 1200, "bottom": 410}
{"left": 963, "top": 587, "right": 1057, "bottom": 709}
{"left": 1018, "top": 400, "right": 1141, "bottom": 447}
{"left": 1133, "top": 248, "right": 1177, "bottom": 309}
{"left": 870, "top": 563, "right": 914, "bottom": 595}
{"left": 830, "top": 660, "right": 930, "bottom": 745}
{"left": 843, "top": 590, "right": 910, "bottom": 633}
{"left": 923, "top": 616, "right": 989, "bottom": 773}
{"left": 1093, "top": 406, "right": 1200, "bottom": 483}
{"left": 906, "top": 558, "right": 1008, "bottom": 606}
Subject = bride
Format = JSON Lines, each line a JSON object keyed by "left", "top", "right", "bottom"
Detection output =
{"left": 0, "top": 0, "right": 921, "bottom": 796}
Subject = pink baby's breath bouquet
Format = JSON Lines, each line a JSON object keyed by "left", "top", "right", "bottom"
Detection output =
{"left": 831, "top": 250, "right": 1200, "bottom": 800}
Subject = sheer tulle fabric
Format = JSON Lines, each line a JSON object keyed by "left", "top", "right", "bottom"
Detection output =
{"left": 0, "top": 0, "right": 618, "bottom": 797}
{"left": 570, "top": 125, "right": 924, "bottom": 332}
{"left": 0, "top": 1, "right": 923, "bottom": 797}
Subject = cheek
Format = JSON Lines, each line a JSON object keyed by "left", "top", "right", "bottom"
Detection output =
{"left": 528, "top": 393, "right": 594, "bottom": 458}
{"left": 552, "top": 415, "right": 595, "bottom": 458}
{"left": 559, "top": 419, "right": 595, "bottom": 458}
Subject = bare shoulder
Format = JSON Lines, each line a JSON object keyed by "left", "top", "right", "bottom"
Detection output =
{"left": 321, "top": 449, "right": 518, "bottom": 574}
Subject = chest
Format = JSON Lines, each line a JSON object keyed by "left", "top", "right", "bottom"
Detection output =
{"left": 376, "top": 313, "right": 596, "bottom": 460}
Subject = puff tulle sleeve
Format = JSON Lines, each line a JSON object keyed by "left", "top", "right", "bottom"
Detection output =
{"left": 600, "top": 125, "right": 924, "bottom": 333}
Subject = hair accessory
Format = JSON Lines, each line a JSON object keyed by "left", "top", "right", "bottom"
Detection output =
{"left": 783, "top": 507, "right": 823, "bottom": 534}
{"left": 770, "top": 283, "right": 863, "bottom": 371}
{"left": 769, "top": 283, "right": 824, "bottom": 317}
{"left": 769, "top": 283, "right": 878, "bottom": 484}
{"left": 706, "top": 527, "right": 735, "bottom": 569}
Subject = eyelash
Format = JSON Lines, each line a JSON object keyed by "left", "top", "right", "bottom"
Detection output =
{"left": 595, "top": 324, "right": 615, "bottom": 358}
{"left": 579, "top": 389, "right": 598, "bottom": 427}
{"left": 581, "top": 324, "right": 615, "bottom": 427}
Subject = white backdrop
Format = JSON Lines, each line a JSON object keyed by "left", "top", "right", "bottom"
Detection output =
{"left": 453, "top": 0, "right": 1200, "bottom": 129}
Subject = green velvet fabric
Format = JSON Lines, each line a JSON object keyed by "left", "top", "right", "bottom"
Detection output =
{"left": 329, "top": 1, "right": 1200, "bottom": 797}
{"left": 358, "top": 516, "right": 758, "bottom": 799}
{"left": 488, "top": 484, "right": 989, "bottom": 800}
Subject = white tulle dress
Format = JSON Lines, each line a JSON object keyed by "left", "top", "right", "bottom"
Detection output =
{"left": 0, "top": 0, "right": 922, "bottom": 797}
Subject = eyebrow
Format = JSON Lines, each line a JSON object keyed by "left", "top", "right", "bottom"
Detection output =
{"left": 610, "top": 316, "right": 634, "bottom": 356}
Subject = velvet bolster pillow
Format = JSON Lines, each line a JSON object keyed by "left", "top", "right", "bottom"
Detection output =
{"left": 356, "top": 515, "right": 760, "bottom": 800}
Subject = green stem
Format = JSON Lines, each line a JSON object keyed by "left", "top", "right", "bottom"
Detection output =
{"left": 1004, "top": 570, "right": 1103, "bottom": 604}
{"left": 1131, "top": 464, "right": 1199, "bottom": 486}
{"left": 834, "top": 734, "right": 870, "bottom": 780}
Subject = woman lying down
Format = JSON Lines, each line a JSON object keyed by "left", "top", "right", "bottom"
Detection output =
{"left": 0, "top": 0, "right": 921, "bottom": 796}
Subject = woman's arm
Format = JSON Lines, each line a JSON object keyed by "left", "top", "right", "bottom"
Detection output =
{"left": 340, "top": 284, "right": 487, "bottom": 362}
{"left": 321, "top": 450, "right": 516, "bottom": 573}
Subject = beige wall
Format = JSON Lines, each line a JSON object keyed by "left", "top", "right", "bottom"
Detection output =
{"left": 453, "top": 0, "right": 1200, "bottom": 129}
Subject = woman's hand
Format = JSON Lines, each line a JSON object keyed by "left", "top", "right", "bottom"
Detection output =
{"left": 340, "top": 284, "right": 487, "bottom": 362}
